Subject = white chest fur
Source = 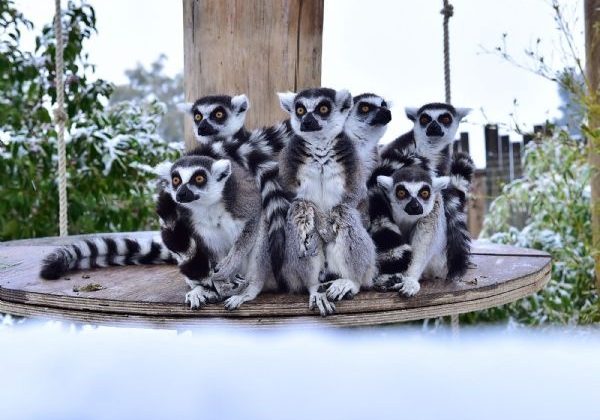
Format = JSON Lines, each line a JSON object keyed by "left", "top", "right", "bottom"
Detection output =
{"left": 296, "top": 144, "right": 346, "bottom": 212}
{"left": 188, "top": 203, "right": 245, "bottom": 260}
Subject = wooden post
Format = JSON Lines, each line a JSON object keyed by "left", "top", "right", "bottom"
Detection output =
{"left": 585, "top": 0, "right": 600, "bottom": 290}
{"left": 484, "top": 124, "right": 499, "bottom": 208}
{"left": 182, "top": 0, "right": 324, "bottom": 148}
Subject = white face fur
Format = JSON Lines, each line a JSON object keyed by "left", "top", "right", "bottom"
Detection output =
{"left": 165, "top": 158, "right": 232, "bottom": 209}
{"left": 405, "top": 105, "right": 470, "bottom": 153}
{"left": 277, "top": 88, "right": 353, "bottom": 144}
{"left": 344, "top": 94, "right": 392, "bottom": 146}
{"left": 377, "top": 174, "right": 449, "bottom": 225}
{"left": 178, "top": 94, "right": 250, "bottom": 142}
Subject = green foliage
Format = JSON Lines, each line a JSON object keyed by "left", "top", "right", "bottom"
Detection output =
{"left": 463, "top": 130, "right": 599, "bottom": 325}
{"left": 0, "top": 0, "right": 181, "bottom": 240}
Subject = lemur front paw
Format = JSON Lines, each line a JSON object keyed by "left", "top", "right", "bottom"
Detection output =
{"left": 309, "top": 292, "right": 336, "bottom": 316}
{"left": 290, "top": 200, "right": 317, "bottom": 255}
{"left": 185, "top": 286, "right": 219, "bottom": 309}
{"left": 300, "top": 232, "right": 319, "bottom": 258}
{"left": 212, "top": 273, "right": 249, "bottom": 298}
{"left": 224, "top": 294, "right": 251, "bottom": 311}
{"left": 398, "top": 276, "right": 420, "bottom": 297}
{"left": 156, "top": 191, "right": 178, "bottom": 222}
{"left": 325, "top": 278, "right": 359, "bottom": 301}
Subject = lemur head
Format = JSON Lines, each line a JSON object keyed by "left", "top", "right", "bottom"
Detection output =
{"left": 405, "top": 103, "right": 470, "bottom": 152}
{"left": 179, "top": 94, "right": 250, "bottom": 141}
{"left": 277, "top": 88, "right": 353, "bottom": 143}
{"left": 165, "top": 155, "right": 232, "bottom": 208}
{"left": 377, "top": 166, "right": 449, "bottom": 224}
{"left": 345, "top": 93, "right": 392, "bottom": 144}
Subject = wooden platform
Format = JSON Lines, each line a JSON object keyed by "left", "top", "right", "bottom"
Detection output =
{"left": 0, "top": 232, "right": 551, "bottom": 328}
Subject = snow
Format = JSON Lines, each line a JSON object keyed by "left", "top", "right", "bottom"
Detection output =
{"left": 0, "top": 320, "right": 599, "bottom": 420}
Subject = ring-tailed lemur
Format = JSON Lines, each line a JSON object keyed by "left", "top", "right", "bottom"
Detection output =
{"left": 345, "top": 93, "right": 392, "bottom": 175}
{"left": 367, "top": 103, "right": 472, "bottom": 293}
{"left": 155, "top": 152, "right": 277, "bottom": 309}
{"left": 275, "top": 88, "right": 377, "bottom": 316}
{"left": 375, "top": 166, "right": 450, "bottom": 295}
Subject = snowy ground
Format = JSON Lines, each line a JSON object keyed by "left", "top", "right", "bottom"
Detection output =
{"left": 1, "top": 315, "right": 599, "bottom": 420}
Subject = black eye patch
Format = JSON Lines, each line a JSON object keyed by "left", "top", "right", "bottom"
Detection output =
{"left": 437, "top": 112, "right": 453, "bottom": 126}
{"left": 210, "top": 107, "right": 227, "bottom": 122}
{"left": 358, "top": 102, "right": 373, "bottom": 114}
{"left": 191, "top": 170, "right": 208, "bottom": 187}
{"left": 419, "top": 113, "right": 432, "bottom": 127}
{"left": 316, "top": 100, "right": 332, "bottom": 117}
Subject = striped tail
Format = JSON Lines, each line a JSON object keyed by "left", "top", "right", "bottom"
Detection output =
{"left": 39, "top": 236, "right": 177, "bottom": 280}
{"left": 443, "top": 152, "right": 474, "bottom": 280}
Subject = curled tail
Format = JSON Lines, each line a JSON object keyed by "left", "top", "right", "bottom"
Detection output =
{"left": 443, "top": 152, "right": 474, "bottom": 280}
{"left": 40, "top": 236, "right": 177, "bottom": 280}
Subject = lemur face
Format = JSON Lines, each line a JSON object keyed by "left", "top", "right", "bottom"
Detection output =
{"left": 405, "top": 103, "right": 470, "bottom": 151}
{"left": 179, "top": 94, "right": 249, "bottom": 141}
{"left": 166, "top": 155, "right": 232, "bottom": 207}
{"left": 377, "top": 167, "right": 449, "bottom": 224}
{"left": 278, "top": 88, "right": 353, "bottom": 142}
{"left": 345, "top": 93, "right": 392, "bottom": 143}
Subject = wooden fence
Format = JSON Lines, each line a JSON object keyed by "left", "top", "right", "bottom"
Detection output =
{"left": 456, "top": 124, "right": 546, "bottom": 237}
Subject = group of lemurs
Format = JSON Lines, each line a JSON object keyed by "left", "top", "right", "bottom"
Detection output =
{"left": 40, "top": 88, "right": 474, "bottom": 316}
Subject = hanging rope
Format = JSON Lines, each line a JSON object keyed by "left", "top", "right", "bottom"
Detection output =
{"left": 54, "top": 0, "right": 68, "bottom": 237}
{"left": 441, "top": 0, "right": 453, "bottom": 104}
{"left": 441, "top": 0, "right": 460, "bottom": 334}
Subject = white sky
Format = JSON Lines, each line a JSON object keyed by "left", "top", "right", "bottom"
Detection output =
{"left": 15, "top": 0, "right": 585, "bottom": 168}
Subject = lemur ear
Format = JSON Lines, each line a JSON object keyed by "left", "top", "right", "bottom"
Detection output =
{"left": 405, "top": 107, "right": 419, "bottom": 121}
{"left": 154, "top": 161, "right": 173, "bottom": 182}
{"left": 454, "top": 107, "right": 471, "bottom": 121}
{"left": 376, "top": 176, "right": 394, "bottom": 193}
{"left": 336, "top": 89, "right": 353, "bottom": 113}
{"left": 231, "top": 94, "right": 250, "bottom": 114}
{"left": 432, "top": 176, "right": 450, "bottom": 192}
{"left": 176, "top": 102, "right": 194, "bottom": 114}
{"left": 277, "top": 91, "right": 296, "bottom": 114}
{"left": 211, "top": 159, "right": 232, "bottom": 182}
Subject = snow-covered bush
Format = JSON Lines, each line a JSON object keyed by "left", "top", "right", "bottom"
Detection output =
{"left": 463, "top": 129, "right": 599, "bottom": 325}
{"left": 0, "top": 1, "right": 181, "bottom": 240}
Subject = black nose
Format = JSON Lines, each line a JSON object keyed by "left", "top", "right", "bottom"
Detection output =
{"left": 197, "top": 120, "right": 218, "bottom": 136}
{"left": 176, "top": 185, "right": 196, "bottom": 203}
{"left": 300, "top": 113, "right": 321, "bottom": 132}
{"left": 425, "top": 121, "right": 444, "bottom": 137}
{"left": 404, "top": 198, "right": 423, "bottom": 215}
{"left": 370, "top": 108, "right": 392, "bottom": 126}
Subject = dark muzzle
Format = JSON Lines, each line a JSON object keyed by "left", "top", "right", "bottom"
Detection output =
{"left": 425, "top": 121, "right": 443, "bottom": 137}
{"left": 370, "top": 108, "right": 392, "bottom": 126}
{"left": 176, "top": 185, "right": 196, "bottom": 203}
{"left": 404, "top": 198, "right": 423, "bottom": 216}
{"left": 197, "top": 121, "right": 218, "bottom": 136}
{"left": 300, "top": 113, "right": 321, "bottom": 132}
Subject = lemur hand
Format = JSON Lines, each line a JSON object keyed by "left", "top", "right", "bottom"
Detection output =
{"left": 156, "top": 191, "right": 178, "bottom": 223}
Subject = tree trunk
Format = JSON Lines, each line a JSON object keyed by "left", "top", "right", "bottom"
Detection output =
{"left": 585, "top": 0, "right": 600, "bottom": 291}
{"left": 182, "top": 0, "right": 323, "bottom": 148}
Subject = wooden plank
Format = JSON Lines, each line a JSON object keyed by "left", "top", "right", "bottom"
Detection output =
{"left": 484, "top": 124, "right": 500, "bottom": 206}
{"left": 468, "top": 169, "right": 487, "bottom": 237}
{"left": 585, "top": 0, "right": 600, "bottom": 290}
{"left": 182, "top": 0, "right": 323, "bottom": 148}
{"left": 0, "top": 233, "right": 551, "bottom": 325}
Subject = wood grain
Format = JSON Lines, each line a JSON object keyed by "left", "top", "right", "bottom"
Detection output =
{"left": 182, "top": 0, "right": 324, "bottom": 148}
{"left": 0, "top": 233, "right": 551, "bottom": 327}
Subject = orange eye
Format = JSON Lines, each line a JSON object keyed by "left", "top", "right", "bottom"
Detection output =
{"left": 319, "top": 105, "right": 329, "bottom": 114}
{"left": 396, "top": 189, "right": 407, "bottom": 199}
{"left": 215, "top": 111, "right": 224, "bottom": 119}
{"left": 440, "top": 116, "right": 451, "bottom": 124}
{"left": 296, "top": 106, "right": 305, "bottom": 116}
{"left": 420, "top": 189, "right": 430, "bottom": 199}
{"left": 195, "top": 175, "right": 205, "bottom": 184}
{"left": 419, "top": 116, "right": 429, "bottom": 125}
{"left": 361, "top": 105, "right": 370, "bottom": 113}
{"left": 194, "top": 113, "right": 203, "bottom": 121}
{"left": 172, "top": 176, "right": 181, "bottom": 186}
